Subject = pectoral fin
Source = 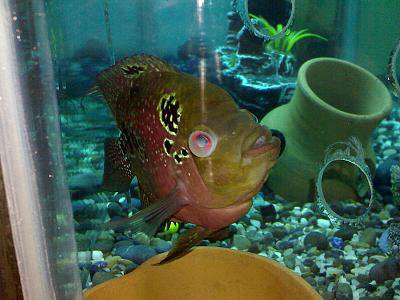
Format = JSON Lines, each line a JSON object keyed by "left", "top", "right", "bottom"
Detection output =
{"left": 101, "top": 189, "right": 182, "bottom": 237}
{"left": 102, "top": 137, "right": 134, "bottom": 192}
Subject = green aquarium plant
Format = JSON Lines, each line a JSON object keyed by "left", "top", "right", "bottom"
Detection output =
{"left": 227, "top": 51, "right": 239, "bottom": 68}
{"left": 249, "top": 14, "right": 327, "bottom": 54}
{"left": 163, "top": 221, "right": 180, "bottom": 234}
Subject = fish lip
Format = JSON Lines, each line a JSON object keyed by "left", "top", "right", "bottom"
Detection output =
{"left": 243, "top": 124, "right": 281, "bottom": 158}
{"left": 244, "top": 136, "right": 281, "bottom": 157}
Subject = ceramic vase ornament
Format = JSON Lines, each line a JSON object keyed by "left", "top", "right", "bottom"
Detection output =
{"left": 261, "top": 57, "right": 392, "bottom": 202}
{"left": 84, "top": 247, "right": 321, "bottom": 300}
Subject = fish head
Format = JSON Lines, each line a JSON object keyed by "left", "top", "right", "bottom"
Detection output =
{"left": 178, "top": 80, "right": 281, "bottom": 209}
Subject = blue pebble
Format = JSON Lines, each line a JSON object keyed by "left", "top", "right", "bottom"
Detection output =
{"left": 116, "top": 235, "right": 129, "bottom": 241}
{"left": 131, "top": 198, "right": 142, "bottom": 209}
{"left": 94, "top": 261, "right": 107, "bottom": 268}
{"left": 89, "top": 261, "right": 107, "bottom": 272}
{"left": 378, "top": 228, "right": 390, "bottom": 253}
{"left": 331, "top": 236, "right": 344, "bottom": 249}
{"left": 115, "top": 245, "right": 157, "bottom": 264}
{"left": 154, "top": 241, "right": 172, "bottom": 253}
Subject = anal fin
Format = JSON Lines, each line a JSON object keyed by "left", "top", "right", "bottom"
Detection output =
{"left": 102, "top": 137, "right": 134, "bottom": 192}
{"left": 157, "top": 226, "right": 225, "bottom": 265}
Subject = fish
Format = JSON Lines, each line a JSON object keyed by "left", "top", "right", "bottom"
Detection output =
{"left": 94, "top": 54, "right": 281, "bottom": 263}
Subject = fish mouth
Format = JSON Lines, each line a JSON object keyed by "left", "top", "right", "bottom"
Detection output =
{"left": 243, "top": 125, "right": 281, "bottom": 159}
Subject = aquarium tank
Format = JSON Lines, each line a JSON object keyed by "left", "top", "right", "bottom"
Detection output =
{"left": 1, "top": 0, "right": 400, "bottom": 299}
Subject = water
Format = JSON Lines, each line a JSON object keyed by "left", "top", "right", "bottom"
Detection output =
{"left": 5, "top": 0, "right": 400, "bottom": 298}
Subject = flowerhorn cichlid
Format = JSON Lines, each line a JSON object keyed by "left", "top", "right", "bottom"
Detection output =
{"left": 94, "top": 55, "right": 281, "bottom": 263}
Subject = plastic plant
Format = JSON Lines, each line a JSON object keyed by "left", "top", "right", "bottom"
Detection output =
{"left": 227, "top": 52, "right": 238, "bottom": 68}
{"left": 249, "top": 14, "right": 327, "bottom": 54}
{"left": 163, "top": 221, "right": 180, "bottom": 234}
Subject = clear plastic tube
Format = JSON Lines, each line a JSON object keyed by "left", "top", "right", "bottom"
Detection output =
{"left": 0, "top": 0, "right": 81, "bottom": 299}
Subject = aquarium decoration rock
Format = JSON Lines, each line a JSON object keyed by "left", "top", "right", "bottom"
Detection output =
{"left": 237, "top": 27, "right": 264, "bottom": 55}
{"left": 217, "top": 46, "right": 296, "bottom": 117}
{"left": 316, "top": 137, "right": 374, "bottom": 227}
{"left": 215, "top": 2, "right": 298, "bottom": 117}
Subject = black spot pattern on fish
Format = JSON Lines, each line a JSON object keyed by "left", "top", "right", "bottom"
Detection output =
{"left": 163, "top": 138, "right": 174, "bottom": 156}
{"left": 121, "top": 64, "right": 146, "bottom": 79}
{"left": 173, "top": 152, "right": 182, "bottom": 165}
{"left": 173, "top": 148, "right": 190, "bottom": 165}
{"left": 180, "top": 148, "right": 189, "bottom": 157}
{"left": 157, "top": 93, "right": 182, "bottom": 136}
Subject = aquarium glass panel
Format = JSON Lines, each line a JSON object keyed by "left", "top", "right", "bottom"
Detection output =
{"left": 8, "top": 0, "right": 399, "bottom": 298}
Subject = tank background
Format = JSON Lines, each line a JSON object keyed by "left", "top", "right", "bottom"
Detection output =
{"left": 45, "top": 0, "right": 400, "bottom": 89}
{"left": 46, "top": 0, "right": 231, "bottom": 60}
{"left": 293, "top": 0, "right": 400, "bottom": 77}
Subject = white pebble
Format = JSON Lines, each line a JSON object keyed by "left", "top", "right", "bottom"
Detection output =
{"left": 301, "top": 207, "right": 314, "bottom": 217}
{"left": 317, "top": 219, "right": 331, "bottom": 229}
{"left": 236, "top": 223, "right": 246, "bottom": 235}
{"left": 294, "top": 266, "right": 301, "bottom": 275}
{"left": 292, "top": 207, "right": 302, "bottom": 217}
{"left": 92, "top": 250, "right": 104, "bottom": 261}
{"left": 249, "top": 219, "right": 261, "bottom": 228}
{"left": 300, "top": 218, "right": 308, "bottom": 226}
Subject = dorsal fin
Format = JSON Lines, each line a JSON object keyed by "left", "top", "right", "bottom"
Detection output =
{"left": 95, "top": 55, "right": 179, "bottom": 113}
{"left": 102, "top": 136, "right": 134, "bottom": 192}
{"left": 96, "top": 54, "right": 178, "bottom": 87}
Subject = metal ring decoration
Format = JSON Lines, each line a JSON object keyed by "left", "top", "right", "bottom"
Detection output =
{"left": 387, "top": 38, "right": 400, "bottom": 98}
{"left": 316, "top": 137, "right": 374, "bottom": 227}
{"left": 390, "top": 164, "right": 400, "bottom": 206}
{"left": 233, "top": 0, "right": 295, "bottom": 42}
{"left": 388, "top": 221, "right": 400, "bottom": 255}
